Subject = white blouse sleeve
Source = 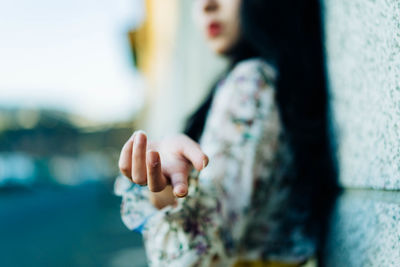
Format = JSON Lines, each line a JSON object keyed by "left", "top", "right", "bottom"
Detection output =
{"left": 115, "top": 59, "right": 279, "bottom": 266}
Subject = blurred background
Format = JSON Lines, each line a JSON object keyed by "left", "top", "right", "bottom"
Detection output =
{"left": 0, "top": 0, "right": 225, "bottom": 266}
{"left": 2, "top": 0, "right": 400, "bottom": 266}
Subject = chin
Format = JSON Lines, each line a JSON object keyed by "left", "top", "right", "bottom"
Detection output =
{"left": 207, "top": 36, "right": 240, "bottom": 57}
{"left": 209, "top": 42, "right": 232, "bottom": 56}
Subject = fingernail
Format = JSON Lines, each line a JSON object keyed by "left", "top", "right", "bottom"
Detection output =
{"left": 130, "top": 132, "right": 136, "bottom": 141}
{"left": 174, "top": 184, "right": 187, "bottom": 197}
{"left": 202, "top": 157, "right": 209, "bottom": 170}
{"left": 134, "top": 130, "right": 146, "bottom": 144}
{"left": 137, "top": 130, "right": 147, "bottom": 135}
{"left": 134, "top": 134, "right": 141, "bottom": 144}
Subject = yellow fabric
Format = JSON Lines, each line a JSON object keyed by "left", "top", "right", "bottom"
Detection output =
{"left": 233, "top": 261, "right": 299, "bottom": 267}
{"left": 233, "top": 257, "right": 317, "bottom": 267}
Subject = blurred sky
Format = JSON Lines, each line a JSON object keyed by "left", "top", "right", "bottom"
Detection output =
{"left": 0, "top": 0, "right": 145, "bottom": 123}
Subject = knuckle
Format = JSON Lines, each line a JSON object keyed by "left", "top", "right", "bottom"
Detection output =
{"left": 119, "top": 163, "right": 131, "bottom": 176}
{"left": 132, "top": 177, "right": 147, "bottom": 186}
{"left": 131, "top": 172, "right": 147, "bottom": 185}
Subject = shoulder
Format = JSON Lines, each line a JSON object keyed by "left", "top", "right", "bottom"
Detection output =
{"left": 214, "top": 58, "right": 277, "bottom": 105}
{"left": 209, "top": 58, "right": 278, "bottom": 122}
{"left": 227, "top": 58, "right": 277, "bottom": 86}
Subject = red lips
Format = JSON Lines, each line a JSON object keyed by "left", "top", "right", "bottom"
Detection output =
{"left": 208, "top": 22, "right": 222, "bottom": 37}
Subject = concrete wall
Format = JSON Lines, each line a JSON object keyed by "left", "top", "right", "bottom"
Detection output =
{"left": 323, "top": 0, "right": 400, "bottom": 265}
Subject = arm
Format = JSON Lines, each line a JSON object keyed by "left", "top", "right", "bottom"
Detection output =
{"left": 116, "top": 59, "right": 278, "bottom": 266}
{"left": 117, "top": 132, "right": 209, "bottom": 209}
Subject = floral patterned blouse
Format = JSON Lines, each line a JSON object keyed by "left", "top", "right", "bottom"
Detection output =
{"left": 114, "top": 58, "right": 316, "bottom": 266}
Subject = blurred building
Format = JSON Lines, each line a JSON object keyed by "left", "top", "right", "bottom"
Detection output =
{"left": 0, "top": 0, "right": 147, "bottom": 186}
{"left": 0, "top": 0, "right": 145, "bottom": 123}
{"left": 130, "top": 0, "right": 227, "bottom": 138}
{"left": 0, "top": 108, "right": 132, "bottom": 186}
{"left": 0, "top": 0, "right": 226, "bottom": 188}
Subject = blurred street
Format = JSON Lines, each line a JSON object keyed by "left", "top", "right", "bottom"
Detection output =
{"left": 0, "top": 182, "right": 147, "bottom": 267}
{"left": 0, "top": 0, "right": 219, "bottom": 266}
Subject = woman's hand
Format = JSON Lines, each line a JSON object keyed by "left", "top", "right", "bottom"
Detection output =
{"left": 118, "top": 131, "right": 209, "bottom": 205}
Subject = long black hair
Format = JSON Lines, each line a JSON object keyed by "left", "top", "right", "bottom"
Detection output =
{"left": 183, "top": 0, "right": 339, "bottom": 262}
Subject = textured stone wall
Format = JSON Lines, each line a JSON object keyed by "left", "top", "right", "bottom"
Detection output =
{"left": 323, "top": 0, "right": 400, "bottom": 265}
{"left": 324, "top": 189, "right": 400, "bottom": 266}
{"left": 325, "top": 0, "right": 400, "bottom": 190}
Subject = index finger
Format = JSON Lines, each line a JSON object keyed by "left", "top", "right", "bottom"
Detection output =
{"left": 178, "top": 135, "right": 209, "bottom": 171}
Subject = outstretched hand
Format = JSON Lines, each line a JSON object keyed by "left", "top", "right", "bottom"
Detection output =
{"left": 118, "top": 131, "right": 209, "bottom": 198}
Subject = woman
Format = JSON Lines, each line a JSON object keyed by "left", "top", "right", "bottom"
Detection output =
{"left": 115, "top": 0, "right": 337, "bottom": 266}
